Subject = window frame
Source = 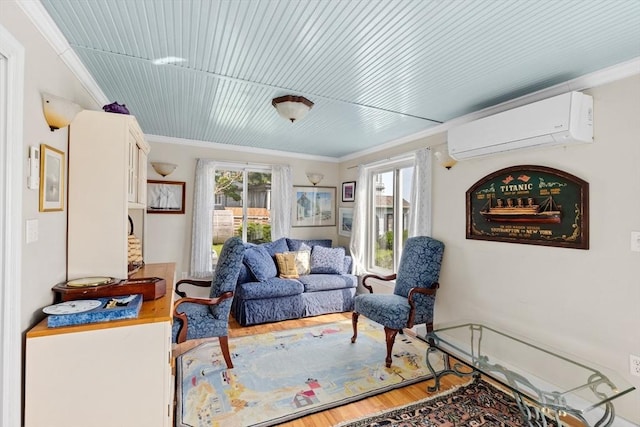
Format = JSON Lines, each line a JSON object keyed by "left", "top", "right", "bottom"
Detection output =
{"left": 213, "top": 162, "right": 272, "bottom": 243}
{"left": 364, "top": 155, "right": 414, "bottom": 275}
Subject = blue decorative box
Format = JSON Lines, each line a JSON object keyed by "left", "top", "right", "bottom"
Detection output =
{"left": 47, "top": 294, "right": 143, "bottom": 328}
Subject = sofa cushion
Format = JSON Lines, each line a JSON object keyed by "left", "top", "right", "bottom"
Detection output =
{"left": 243, "top": 245, "right": 277, "bottom": 281}
{"left": 286, "top": 238, "right": 332, "bottom": 252}
{"left": 297, "top": 274, "right": 357, "bottom": 292}
{"left": 275, "top": 252, "right": 299, "bottom": 279}
{"left": 262, "top": 237, "right": 289, "bottom": 257}
{"left": 287, "top": 250, "right": 311, "bottom": 275}
{"left": 235, "top": 277, "right": 304, "bottom": 300}
{"left": 310, "top": 246, "right": 346, "bottom": 274}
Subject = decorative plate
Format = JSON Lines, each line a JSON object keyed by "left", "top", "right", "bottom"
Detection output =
{"left": 43, "top": 300, "right": 102, "bottom": 315}
{"left": 65, "top": 276, "right": 113, "bottom": 288}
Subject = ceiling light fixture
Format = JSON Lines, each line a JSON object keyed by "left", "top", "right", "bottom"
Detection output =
{"left": 151, "top": 162, "right": 177, "bottom": 177}
{"left": 434, "top": 146, "right": 457, "bottom": 170}
{"left": 272, "top": 95, "right": 314, "bottom": 123}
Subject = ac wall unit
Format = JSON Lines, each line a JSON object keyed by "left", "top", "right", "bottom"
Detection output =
{"left": 448, "top": 91, "right": 593, "bottom": 160}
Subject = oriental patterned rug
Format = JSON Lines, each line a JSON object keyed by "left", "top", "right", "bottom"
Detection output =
{"left": 335, "top": 379, "right": 560, "bottom": 427}
{"left": 176, "top": 317, "right": 442, "bottom": 427}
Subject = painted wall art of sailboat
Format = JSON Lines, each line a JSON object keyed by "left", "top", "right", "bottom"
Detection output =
{"left": 480, "top": 195, "right": 561, "bottom": 224}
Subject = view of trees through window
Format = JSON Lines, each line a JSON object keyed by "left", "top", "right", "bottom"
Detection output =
{"left": 370, "top": 165, "right": 413, "bottom": 272}
{"left": 212, "top": 168, "right": 272, "bottom": 258}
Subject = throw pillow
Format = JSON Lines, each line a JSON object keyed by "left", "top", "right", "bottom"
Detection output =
{"left": 274, "top": 253, "right": 300, "bottom": 279}
{"left": 310, "top": 246, "right": 346, "bottom": 275}
{"left": 286, "top": 250, "right": 311, "bottom": 275}
{"left": 243, "top": 245, "right": 277, "bottom": 281}
{"left": 262, "top": 237, "right": 289, "bottom": 257}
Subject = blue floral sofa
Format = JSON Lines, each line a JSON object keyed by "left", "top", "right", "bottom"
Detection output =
{"left": 231, "top": 237, "right": 357, "bottom": 326}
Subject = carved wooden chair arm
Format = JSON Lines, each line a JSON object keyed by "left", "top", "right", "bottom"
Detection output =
{"left": 173, "top": 291, "right": 234, "bottom": 344}
{"left": 175, "top": 279, "right": 212, "bottom": 298}
{"left": 362, "top": 273, "right": 398, "bottom": 293}
{"left": 406, "top": 282, "right": 440, "bottom": 328}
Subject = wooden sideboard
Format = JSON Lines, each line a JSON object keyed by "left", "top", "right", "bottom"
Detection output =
{"left": 24, "top": 263, "right": 176, "bottom": 427}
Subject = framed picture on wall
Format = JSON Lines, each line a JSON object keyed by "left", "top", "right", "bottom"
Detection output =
{"left": 147, "top": 180, "right": 186, "bottom": 214}
{"left": 39, "top": 144, "right": 65, "bottom": 212}
{"left": 342, "top": 181, "right": 356, "bottom": 202}
{"left": 338, "top": 208, "right": 353, "bottom": 237}
{"left": 292, "top": 186, "right": 336, "bottom": 227}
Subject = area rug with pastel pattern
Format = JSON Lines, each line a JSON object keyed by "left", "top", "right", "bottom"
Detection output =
{"left": 176, "top": 317, "right": 442, "bottom": 427}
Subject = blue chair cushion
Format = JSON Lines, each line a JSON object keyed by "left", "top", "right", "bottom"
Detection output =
{"left": 235, "top": 277, "right": 304, "bottom": 300}
{"left": 286, "top": 238, "right": 332, "bottom": 251}
{"left": 310, "top": 246, "right": 346, "bottom": 274}
{"left": 354, "top": 294, "right": 411, "bottom": 330}
{"left": 243, "top": 245, "right": 277, "bottom": 281}
{"left": 209, "top": 236, "right": 246, "bottom": 319}
{"left": 297, "top": 274, "right": 357, "bottom": 292}
{"left": 172, "top": 303, "right": 229, "bottom": 342}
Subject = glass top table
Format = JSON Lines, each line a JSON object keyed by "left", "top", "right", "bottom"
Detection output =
{"left": 425, "top": 323, "right": 635, "bottom": 427}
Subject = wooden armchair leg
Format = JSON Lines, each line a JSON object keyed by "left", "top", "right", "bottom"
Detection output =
{"left": 219, "top": 336, "right": 233, "bottom": 369}
{"left": 384, "top": 327, "right": 399, "bottom": 368}
{"left": 351, "top": 312, "right": 360, "bottom": 343}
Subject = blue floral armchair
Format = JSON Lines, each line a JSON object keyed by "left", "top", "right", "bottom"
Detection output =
{"left": 172, "top": 237, "right": 245, "bottom": 368}
{"left": 351, "top": 236, "right": 444, "bottom": 367}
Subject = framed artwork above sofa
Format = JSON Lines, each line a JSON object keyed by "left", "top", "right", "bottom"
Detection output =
{"left": 292, "top": 186, "right": 336, "bottom": 227}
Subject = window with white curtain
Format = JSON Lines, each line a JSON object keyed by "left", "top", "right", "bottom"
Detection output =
{"left": 366, "top": 157, "right": 414, "bottom": 274}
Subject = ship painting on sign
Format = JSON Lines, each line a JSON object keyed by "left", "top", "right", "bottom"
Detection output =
{"left": 480, "top": 195, "right": 561, "bottom": 224}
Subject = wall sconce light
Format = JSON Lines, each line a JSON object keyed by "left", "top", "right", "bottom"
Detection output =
{"left": 306, "top": 172, "right": 324, "bottom": 186}
{"left": 151, "top": 162, "right": 177, "bottom": 177}
{"left": 434, "top": 147, "right": 457, "bottom": 170}
{"left": 41, "top": 92, "right": 82, "bottom": 131}
{"left": 272, "top": 95, "right": 314, "bottom": 123}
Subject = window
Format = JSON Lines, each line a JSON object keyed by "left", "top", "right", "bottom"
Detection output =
{"left": 213, "top": 165, "right": 272, "bottom": 255}
{"left": 367, "top": 158, "right": 414, "bottom": 274}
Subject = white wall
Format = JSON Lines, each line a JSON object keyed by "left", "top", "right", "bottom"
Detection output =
{"left": 340, "top": 75, "right": 640, "bottom": 423}
{"left": 0, "top": 2, "right": 99, "bottom": 331}
{"left": 145, "top": 140, "right": 340, "bottom": 277}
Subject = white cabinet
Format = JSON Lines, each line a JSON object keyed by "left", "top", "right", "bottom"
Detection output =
{"left": 25, "top": 264, "right": 175, "bottom": 427}
{"left": 68, "top": 110, "right": 151, "bottom": 279}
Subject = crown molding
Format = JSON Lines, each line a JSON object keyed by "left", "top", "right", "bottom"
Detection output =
{"left": 17, "top": 0, "right": 109, "bottom": 106}
{"left": 146, "top": 134, "right": 340, "bottom": 163}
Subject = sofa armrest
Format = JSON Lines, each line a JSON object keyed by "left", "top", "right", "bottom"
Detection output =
{"left": 344, "top": 255, "right": 353, "bottom": 274}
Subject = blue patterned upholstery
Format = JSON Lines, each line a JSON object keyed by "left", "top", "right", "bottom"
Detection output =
{"left": 172, "top": 237, "right": 246, "bottom": 367}
{"left": 310, "top": 246, "right": 346, "bottom": 274}
{"left": 243, "top": 245, "right": 277, "bottom": 281}
{"left": 352, "top": 236, "right": 444, "bottom": 367}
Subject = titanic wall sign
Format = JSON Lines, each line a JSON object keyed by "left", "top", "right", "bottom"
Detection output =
{"left": 466, "top": 165, "right": 589, "bottom": 249}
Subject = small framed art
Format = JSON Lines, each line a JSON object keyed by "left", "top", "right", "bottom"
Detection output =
{"left": 147, "top": 180, "right": 186, "bottom": 214}
{"left": 342, "top": 181, "right": 356, "bottom": 202}
{"left": 39, "top": 144, "right": 65, "bottom": 212}
{"left": 338, "top": 208, "right": 353, "bottom": 237}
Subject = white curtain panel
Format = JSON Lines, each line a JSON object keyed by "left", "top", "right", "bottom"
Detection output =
{"left": 349, "top": 165, "right": 368, "bottom": 275}
{"left": 190, "top": 159, "right": 216, "bottom": 278}
{"left": 408, "top": 147, "right": 432, "bottom": 237}
{"left": 270, "top": 164, "right": 292, "bottom": 240}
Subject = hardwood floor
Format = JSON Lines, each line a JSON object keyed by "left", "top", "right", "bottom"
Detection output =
{"left": 172, "top": 312, "right": 468, "bottom": 427}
